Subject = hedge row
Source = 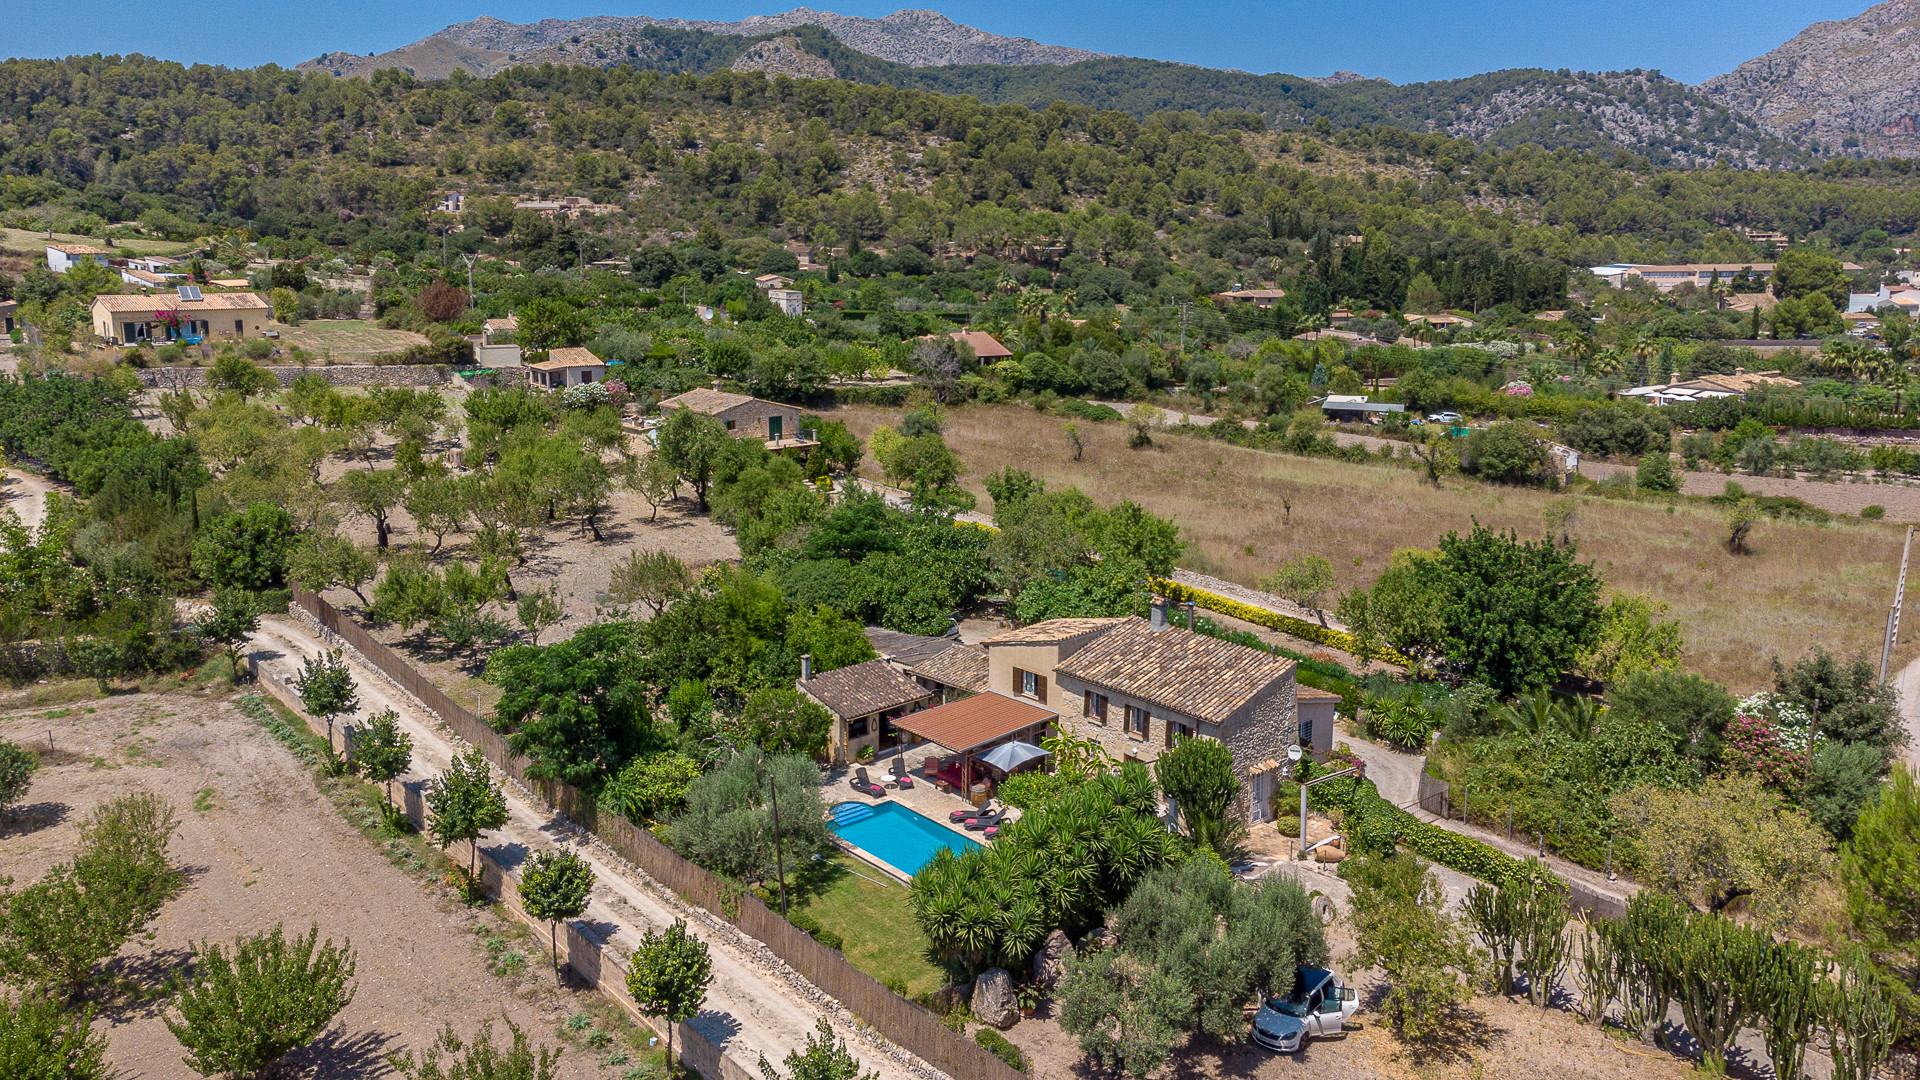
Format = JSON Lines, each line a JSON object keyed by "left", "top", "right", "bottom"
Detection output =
{"left": 1309, "top": 772, "right": 1541, "bottom": 889}
{"left": 1152, "top": 577, "right": 1411, "bottom": 667}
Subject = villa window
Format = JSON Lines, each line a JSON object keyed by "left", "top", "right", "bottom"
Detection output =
{"left": 849, "top": 717, "right": 869, "bottom": 739}
{"left": 1167, "top": 719, "right": 1195, "bottom": 749}
{"left": 1126, "top": 705, "right": 1149, "bottom": 739}
{"left": 1017, "top": 669, "right": 1046, "bottom": 702}
{"left": 1084, "top": 691, "right": 1108, "bottom": 724}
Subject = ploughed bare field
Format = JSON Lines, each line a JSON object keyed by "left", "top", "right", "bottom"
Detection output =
{"left": 0, "top": 687, "right": 621, "bottom": 1080}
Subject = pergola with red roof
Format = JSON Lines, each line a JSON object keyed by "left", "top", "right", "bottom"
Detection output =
{"left": 891, "top": 691, "right": 1055, "bottom": 796}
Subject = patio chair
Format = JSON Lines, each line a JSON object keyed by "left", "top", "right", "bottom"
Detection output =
{"left": 951, "top": 801, "right": 994, "bottom": 823}
{"left": 890, "top": 756, "right": 914, "bottom": 789}
{"left": 963, "top": 809, "right": 1005, "bottom": 832}
{"left": 849, "top": 767, "right": 885, "bottom": 797}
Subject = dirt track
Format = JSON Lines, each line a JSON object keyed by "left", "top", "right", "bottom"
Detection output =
{"left": 246, "top": 613, "right": 925, "bottom": 1080}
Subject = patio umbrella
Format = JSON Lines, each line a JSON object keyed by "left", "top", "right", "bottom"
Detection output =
{"left": 979, "top": 740, "right": 1048, "bottom": 773}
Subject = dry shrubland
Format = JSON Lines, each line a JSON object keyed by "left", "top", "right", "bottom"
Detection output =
{"left": 836, "top": 404, "right": 1911, "bottom": 691}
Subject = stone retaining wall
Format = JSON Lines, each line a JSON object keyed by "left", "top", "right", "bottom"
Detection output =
{"left": 135, "top": 364, "right": 452, "bottom": 389}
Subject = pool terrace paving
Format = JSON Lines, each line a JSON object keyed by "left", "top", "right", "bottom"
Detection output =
{"left": 822, "top": 760, "right": 1019, "bottom": 880}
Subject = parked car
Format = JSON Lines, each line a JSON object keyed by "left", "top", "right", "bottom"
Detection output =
{"left": 1426, "top": 411, "right": 1462, "bottom": 423}
{"left": 1252, "top": 967, "right": 1358, "bottom": 1052}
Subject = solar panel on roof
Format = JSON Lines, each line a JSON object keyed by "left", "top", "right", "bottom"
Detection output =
{"left": 176, "top": 285, "right": 202, "bottom": 301}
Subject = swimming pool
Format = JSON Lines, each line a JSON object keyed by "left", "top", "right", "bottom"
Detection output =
{"left": 831, "top": 801, "right": 981, "bottom": 876}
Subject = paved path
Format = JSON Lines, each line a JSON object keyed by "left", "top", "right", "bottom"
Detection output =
{"left": 246, "top": 614, "right": 928, "bottom": 1080}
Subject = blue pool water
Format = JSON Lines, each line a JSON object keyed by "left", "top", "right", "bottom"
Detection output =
{"left": 831, "top": 801, "right": 981, "bottom": 875}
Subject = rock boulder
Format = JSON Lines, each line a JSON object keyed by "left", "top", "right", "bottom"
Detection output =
{"left": 1031, "top": 929, "right": 1074, "bottom": 988}
{"left": 971, "top": 967, "right": 1018, "bottom": 1029}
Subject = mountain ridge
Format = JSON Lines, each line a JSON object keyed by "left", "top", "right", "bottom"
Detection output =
{"left": 301, "top": 8, "right": 1102, "bottom": 78}
{"left": 1700, "top": 0, "right": 1920, "bottom": 154}
{"left": 296, "top": 7, "right": 1808, "bottom": 165}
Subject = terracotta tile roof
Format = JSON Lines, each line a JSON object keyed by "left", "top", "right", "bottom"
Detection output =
{"left": 1298, "top": 686, "right": 1343, "bottom": 702}
{"left": 892, "top": 691, "right": 1054, "bottom": 752}
{"left": 799, "top": 659, "right": 931, "bottom": 719}
{"left": 948, "top": 330, "right": 1012, "bottom": 360}
{"left": 658, "top": 387, "right": 756, "bottom": 414}
{"left": 908, "top": 644, "right": 989, "bottom": 694}
{"left": 484, "top": 316, "right": 519, "bottom": 331}
{"left": 1055, "top": 618, "right": 1295, "bottom": 724}
{"left": 526, "top": 346, "right": 605, "bottom": 371}
{"left": 981, "top": 618, "right": 1126, "bottom": 646}
{"left": 49, "top": 243, "right": 109, "bottom": 255}
{"left": 92, "top": 292, "right": 268, "bottom": 312}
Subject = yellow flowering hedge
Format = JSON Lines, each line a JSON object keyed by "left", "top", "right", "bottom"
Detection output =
{"left": 1152, "top": 578, "right": 1411, "bottom": 667}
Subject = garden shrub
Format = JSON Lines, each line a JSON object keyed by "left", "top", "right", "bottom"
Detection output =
{"left": 974, "top": 1028, "right": 1027, "bottom": 1072}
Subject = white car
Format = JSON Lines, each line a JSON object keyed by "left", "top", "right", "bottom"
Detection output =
{"left": 1252, "top": 967, "right": 1358, "bottom": 1052}
{"left": 1426, "top": 411, "right": 1463, "bottom": 423}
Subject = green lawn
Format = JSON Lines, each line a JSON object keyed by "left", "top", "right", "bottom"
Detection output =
{"left": 785, "top": 853, "right": 946, "bottom": 998}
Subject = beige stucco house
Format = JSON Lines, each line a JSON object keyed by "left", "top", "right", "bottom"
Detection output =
{"left": 91, "top": 292, "right": 271, "bottom": 345}
{"left": 526, "top": 347, "right": 606, "bottom": 388}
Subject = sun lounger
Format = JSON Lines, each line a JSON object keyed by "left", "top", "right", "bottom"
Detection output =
{"left": 849, "top": 767, "right": 885, "bottom": 797}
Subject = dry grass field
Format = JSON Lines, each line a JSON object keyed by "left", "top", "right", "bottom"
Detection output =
{"left": 276, "top": 319, "right": 428, "bottom": 361}
{"left": 834, "top": 404, "right": 1912, "bottom": 691}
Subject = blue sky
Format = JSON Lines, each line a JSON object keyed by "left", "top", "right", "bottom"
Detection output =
{"left": 1, "top": 1, "right": 1876, "bottom": 85}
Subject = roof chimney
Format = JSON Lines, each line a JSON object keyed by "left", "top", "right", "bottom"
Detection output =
{"left": 1734, "top": 366, "right": 1745, "bottom": 376}
{"left": 711, "top": 379, "right": 723, "bottom": 392}
{"left": 800, "top": 654, "right": 813, "bottom": 681}
{"left": 1149, "top": 597, "right": 1169, "bottom": 632}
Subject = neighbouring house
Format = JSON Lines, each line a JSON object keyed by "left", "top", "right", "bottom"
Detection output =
{"left": 656, "top": 383, "right": 817, "bottom": 449}
{"left": 207, "top": 277, "right": 250, "bottom": 289}
{"left": 482, "top": 315, "right": 518, "bottom": 344}
{"left": 92, "top": 290, "right": 271, "bottom": 345}
{"left": 1620, "top": 368, "right": 1802, "bottom": 406}
{"left": 969, "top": 603, "right": 1300, "bottom": 823}
{"left": 1409, "top": 312, "right": 1475, "bottom": 330}
{"left": 119, "top": 267, "right": 170, "bottom": 289}
{"left": 925, "top": 329, "right": 1013, "bottom": 362}
{"left": 797, "top": 655, "right": 939, "bottom": 765}
{"left": 473, "top": 344, "right": 523, "bottom": 369}
{"left": 766, "top": 288, "right": 804, "bottom": 318}
{"left": 46, "top": 243, "right": 111, "bottom": 274}
{"left": 525, "top": 346, "right": 606, "bottom": 388}
{"left": 1328, "top": 308, "right": 1354, "bottom": 326}
{"left": 1602, "top": 262, "right": 1864, "bottom": 293}
{"left": 1319, "top": 394, "right": 1406, "bottom": 422}
{"left": 434, "top": 191, "right": 465, "bottom": 214}
{"left": 0, "top": 300, "right": 16, "bottom": 335}
{"left": 1210, "top": 286, "right": 1289, "bottom": 309}
{"left": 125, "top": 255, "right": 181, "bottom": 275}
{"left": 755, "top": 273, "right": 794, "bottom": 290}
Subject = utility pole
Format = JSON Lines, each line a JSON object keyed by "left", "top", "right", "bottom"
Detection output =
{"left": 461, "top": 254, "right": 477, "bottom": 310}
{"left": 1177, "top": 300, "right": 1192, "bottom": 355}
{"left": 768, "top": 771, "right": 788, "bottom": 917}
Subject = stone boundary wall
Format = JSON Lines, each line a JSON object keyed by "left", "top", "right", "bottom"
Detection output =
{"left": 135, "top": 364, "right": 452, "bottom": 389}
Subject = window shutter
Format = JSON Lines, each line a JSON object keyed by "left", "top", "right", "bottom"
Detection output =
{"left": 1035, "top": 675, "right": 1047, "bottom": 703}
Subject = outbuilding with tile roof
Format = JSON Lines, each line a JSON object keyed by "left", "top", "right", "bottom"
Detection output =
{"left": 797, "top": 656, "right": 937, "bottom": 764}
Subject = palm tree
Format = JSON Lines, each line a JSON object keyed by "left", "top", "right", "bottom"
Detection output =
{"left": 1017, "top": 291, "right": 1048, "bottom": 325}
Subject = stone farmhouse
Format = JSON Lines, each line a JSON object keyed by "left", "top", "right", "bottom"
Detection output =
{"left": 657, "top": 383, "right": 818, "bottom": 450}
{"left": 895, "top": 601, "right": 1304, "bottom": 823}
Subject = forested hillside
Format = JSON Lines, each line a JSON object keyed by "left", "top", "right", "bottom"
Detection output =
{"left": 299, "top": 20, "right": 1809, "bottom": 165}
{"left": 0, "top": 52, "right": 1915, "bottom": 285}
